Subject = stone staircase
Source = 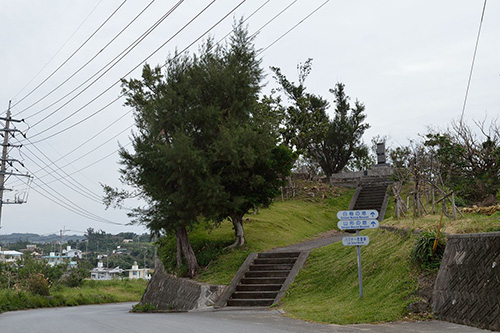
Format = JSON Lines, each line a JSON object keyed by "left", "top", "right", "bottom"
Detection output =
{"left": 349, "top": 177, "right": 392, "bottom": 221}
{"left": 216, "top": 251, "right": 308, "bottom": 307}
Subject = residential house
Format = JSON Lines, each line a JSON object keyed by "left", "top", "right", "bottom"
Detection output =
{"left": 0, "top": 250, "right": 23, "bottom": 263}
{"left": 126, "top": 261, "right": 152, "bottom": 280}
{"left": 42, "top": 252, "right": 78, "bottom": 268}
{"left": 63, "top": 246, "right": 82, "bottom": 259}
{"left": 90, "top": 261, "right": 123, "bottom": 280}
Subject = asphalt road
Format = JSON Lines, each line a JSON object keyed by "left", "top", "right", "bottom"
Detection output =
{"left": 0, "top": 302, "right": 492, "bottom": 333}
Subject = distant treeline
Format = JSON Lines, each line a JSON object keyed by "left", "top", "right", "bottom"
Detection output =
{"left": 0, "top": 233, "right": 85, "bottom": 244}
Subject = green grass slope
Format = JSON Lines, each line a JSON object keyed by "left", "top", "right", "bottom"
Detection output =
{"left": 195, "top": 188, "right": 353, "bottom": 285}
{"left": 281, "top": 229, "right": 418, "bottom": 324}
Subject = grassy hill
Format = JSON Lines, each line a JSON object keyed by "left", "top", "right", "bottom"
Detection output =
{"left": 188, "top": 184, "right": 428, "bottom": 324}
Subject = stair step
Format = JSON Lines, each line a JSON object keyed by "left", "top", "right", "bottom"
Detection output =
{"left": 226, "top": 299, "right": 274, "bottom": 307}
{"left": 253, "top": 258, "right": 297, "bottom": 265}
{"left": 245, "top": 271, "right": 290, "bottom": 278}
{"left": 240, "top": 277, "right": 287, "bottom": 284}
{"left": 236, "top": 284, "right": 282, "bottom": 292}
{"left": 249, "top": 264, "right": 294, "bottom": 271}
{"left": 230, "top": 291, "right": 278, "bottom": 299}
{"left": 257, "top": 252, "right": 300, "bottom": 259}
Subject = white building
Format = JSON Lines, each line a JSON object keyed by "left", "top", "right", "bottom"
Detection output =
{"left": 90, "top": 261, "right": 123, "bottom": 280}
{"left": 63, "top": 246, "right": 82, "bottom": 259}
{"left": 0, "top": 250, "right": 23, "bottom": 263}
{"left": 126, "top": 261, "right": 152, "bottom": 280}
{"left": 43, "top": 252, "right": 78, "bottom": 268}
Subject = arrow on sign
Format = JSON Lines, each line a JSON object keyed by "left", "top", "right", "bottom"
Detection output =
{"left": 337, "top": 219, "right": 379, "bottom": 230}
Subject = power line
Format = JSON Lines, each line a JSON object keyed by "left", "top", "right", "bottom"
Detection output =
{"left": 258, "top": 0, "right": 330, "bottom": 55}
{"left": 250, "top": 0, "right": 298, "bottom": 39}
{"left": 16, "top": 0, "right": 157, "bottom": 116}
{"left": 21, "top": 143, "right": 103, "bottom": 203}
{"left": 460, "top": 0, "right": 488, "bottom": 124}
{"left": 23, "top": 0, "right": 184, "bottom": 125}
{"left": 23, "top": 162, "right": 126, "bottom": 225}
{"left": 22, "top": 0, "right": 246, "bottom": 145}
{"left": 12, "top": 0, "right": 128, "bottom": 108}
{"left": 11, "top": 0, "right": 104, "bottom": 103}
{"left": 214, "top": 0, "right": 271, "bottom": 46}
{"left": 24, "top": 122, "right": 134, "bottom": 189}
{"left": 7, "top": 109, "right": 133, "bottom": 189}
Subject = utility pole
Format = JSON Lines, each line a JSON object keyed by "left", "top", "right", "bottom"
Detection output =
{"left": 0, "top": 101, "right": 31, "bottom": 228}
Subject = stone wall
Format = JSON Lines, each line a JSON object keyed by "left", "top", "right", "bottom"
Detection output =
{"left": 139, "top": 261, "right": 225, "bottom": 311}
{"left": 432, "top": 232, "right": 500, "bottom": 331}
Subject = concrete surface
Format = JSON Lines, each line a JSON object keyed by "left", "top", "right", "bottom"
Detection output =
{"left": 0, "top": 302, "right": 492, "bottom": 333}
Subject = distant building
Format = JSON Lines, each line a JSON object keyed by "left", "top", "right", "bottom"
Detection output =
{"left": 0, "top": 250, "right": 23, "bottom": 263}
{"left": 90, "top": 261, "right": 123, "bottom": 280}
{"left": 63, "top": 246, "right": 82, "bottom": 259}
{"left": 126, "top": 261, "right": 152, "bottom": 280}
{"left": 42, "top": 252, "right": 78, "bottom": 268}
{"left": 122, "top": 239, "right": 134, "bottom": 244}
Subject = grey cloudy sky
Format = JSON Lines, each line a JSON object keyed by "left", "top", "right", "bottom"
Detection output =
{"left": 0, "top": 0, "right": 498, "bottom": 236}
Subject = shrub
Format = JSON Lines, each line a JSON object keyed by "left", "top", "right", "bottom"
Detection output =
{"left": 131, "top": 303, "right": 158, "bottom": 312}
{"left": 59, "top": 267, "right": 88, "bottom": 288}
{"left": 411, "top": 230, "right": 446, "bottom": 269}
{"left": 24, "top": 273, "right": 51, "bottom": 296}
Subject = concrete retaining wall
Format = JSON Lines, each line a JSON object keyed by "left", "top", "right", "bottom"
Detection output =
{"left": 139, "top": 261, "right": 224, "bottom": 311}
{"left": 432, "top": 232, "right": 500, "bottom": 331}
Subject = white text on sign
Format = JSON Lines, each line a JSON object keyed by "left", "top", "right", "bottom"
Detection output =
{"left": 342, "top": 236, "right": 370, "bottom": 246}
{"left": 336, "top": 210, "right": 379, "bottom": 220}
{"left": 337, "top": 219, "right": 379, "bottom": 230}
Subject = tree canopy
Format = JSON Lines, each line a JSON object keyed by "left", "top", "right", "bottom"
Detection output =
{"left": 104, "top": 23, "right": 293, "bottom": 276}
{"left": 270, "top": 59, "right": 370, "bottom": 177}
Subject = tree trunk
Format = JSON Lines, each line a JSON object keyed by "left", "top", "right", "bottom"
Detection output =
{"left": 176, "top": 233, "right": 182, "bottom": 268}
{"left": 228, "top": 213, "right": 245, "bottom": 248}
{"left": 176, "top": 226, "right": 199, "bottom": 277}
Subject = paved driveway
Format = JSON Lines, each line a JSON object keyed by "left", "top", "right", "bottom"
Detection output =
{"left": 0, "top": 302, "right": 492, "bottom": 333}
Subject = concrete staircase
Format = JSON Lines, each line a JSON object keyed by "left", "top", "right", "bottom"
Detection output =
{"left": 349, "top": 177, "right": 392, "bottom": 221}
{"left": 216, "top": 251, "right": 308, "bottom": 307}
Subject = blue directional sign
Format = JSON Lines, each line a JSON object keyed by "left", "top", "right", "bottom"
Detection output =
{"left": 337, "top": 219, "right": 379, "bottom": 230}
{"left": 337, "top": 210, "right": 379, "bottom": 220}
{"left": 342, "top": 236, "right": 370, "bottom": 246}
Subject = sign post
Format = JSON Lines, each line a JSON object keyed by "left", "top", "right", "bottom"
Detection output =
{"left": 337, "top": 210, "right": 379, "bottom": 299}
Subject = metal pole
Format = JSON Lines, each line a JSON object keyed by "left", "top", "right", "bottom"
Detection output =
{"left": 0, "top": 102, "right": 12, "bottom": 229}
{"left": 356, "top": 229, "right": 363, "bottom": 298}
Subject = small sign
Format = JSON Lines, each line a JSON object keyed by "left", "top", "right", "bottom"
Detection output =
{"left": 337, "top": 210, "right": 379, "bottom": 220}
{"left": 342, "top": 236, "right": 370, "bottom": 246}
{"left": 337, "top": 219, "right": 379, "bottom": 230}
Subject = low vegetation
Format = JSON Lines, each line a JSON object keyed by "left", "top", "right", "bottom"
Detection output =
{"left": 382, "top": 212, "right": 500, "bottom": 234}
{"left": 0, "top": 279, "right": 147, "bottom": 313}
{"left": 281, "top": 229, "right": 419, "bottom": 324}
{"left": 180, "top": 186, "right": 352, "bottom": 284}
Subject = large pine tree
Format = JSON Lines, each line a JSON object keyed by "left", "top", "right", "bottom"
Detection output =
{"left": 105, "top": 23, "right": 293, "bottom": 276}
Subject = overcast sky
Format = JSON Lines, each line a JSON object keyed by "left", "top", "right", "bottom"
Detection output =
{"left": 0, "top": 0, "right": 498, "bottom": 237}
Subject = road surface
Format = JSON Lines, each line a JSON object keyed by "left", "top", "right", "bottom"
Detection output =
{"left": 0, "top": 302, "right": 492, "bottom": 333}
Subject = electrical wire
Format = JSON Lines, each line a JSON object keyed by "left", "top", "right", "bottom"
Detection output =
{"left": 24, "top": 162, "right": 126, "bottom": 225}
{"left": 7, "top": 109, "right": 133, "bottom": 188}
{"left": 213, "top": 0, "right": 271, "bottom": 46}
{"left": 12, "top": 0, "right": 128, "bottom": 108}
{"left": 17, "top": 0, "right": 157, "bottom": 116}
{"left": 250, "top": 0, "right": 298, "bottom": 39}
{"left": 22, "top": 143, "right": 103, "bottom": 203}
{"left": 26, "top": 122, "right": 134, "bottom": 189}
{"left": 24, "top": 0, "right": 184, "bottom": 125}
{"left": 258, "top": 0, "right": 330, "bottom": 55}
{"left": 460, "top": 0, "right": 488, "bottom": 124}
{"left": 22, "top": 0, "right": 246, "bottom": 145}
{"left": 11, "top": 0, "right": 104, "bottom": 104}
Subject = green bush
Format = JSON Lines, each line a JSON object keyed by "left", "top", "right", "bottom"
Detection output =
{"left": 59, "top": 267, "right": 88, "bottom": 288}
{"left": 24, "top": 273, "right": 51, "bottom": 296}
{"left": 131, "top": 303, "right": 159, "bottom": 312}
{"left": 411, "top": 230, "right": 446, "bottom": 269}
